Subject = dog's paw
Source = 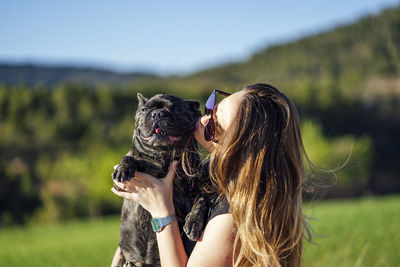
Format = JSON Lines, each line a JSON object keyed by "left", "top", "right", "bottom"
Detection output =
{"left": 183, "top": 215, "right": 205, "bottom": 241}
{"left": 112, "top": 156, "right": 136, "bottom": 182}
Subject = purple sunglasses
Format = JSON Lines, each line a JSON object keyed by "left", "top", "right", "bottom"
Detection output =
{"left": 204, "top": 89, "right": 231, "bottom": 141}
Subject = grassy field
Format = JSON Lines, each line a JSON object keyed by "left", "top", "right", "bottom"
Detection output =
{"left": 0, "top": 195, "right": 399, "bottom": 267}
{"left": 0, "top": 216, "right": 120, "bottom": 266}
{"left": 302, "top": 195, "right": 400, "bottom": 267}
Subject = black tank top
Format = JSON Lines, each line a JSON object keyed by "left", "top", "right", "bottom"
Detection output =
{"left": 182, "top": 195, "right": 230, "bottom": 255}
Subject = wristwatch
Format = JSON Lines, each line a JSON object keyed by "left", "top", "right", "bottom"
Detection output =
{"left": 151, "top": 214, "right": 177, "bottom": 232}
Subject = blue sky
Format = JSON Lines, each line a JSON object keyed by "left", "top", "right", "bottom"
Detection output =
{"left": 1, "top": 0, "right": 399, "bottom": 74}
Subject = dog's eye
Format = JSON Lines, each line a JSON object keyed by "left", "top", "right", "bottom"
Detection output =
{"left": 141, "top": 107, "right": 148, "bottom": 112}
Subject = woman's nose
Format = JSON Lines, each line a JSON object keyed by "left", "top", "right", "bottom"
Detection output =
{"left": 200, "top": 114, "right": 211, "bottom": 126}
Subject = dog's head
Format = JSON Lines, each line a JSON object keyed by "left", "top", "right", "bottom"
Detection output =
{"left": 134, "top": 93, "right": 201, "bottom": 149}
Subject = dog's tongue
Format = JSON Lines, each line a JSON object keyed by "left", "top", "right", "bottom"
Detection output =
{"left": 152, "top": 127, "right": 181, "bottom": 142}
{"left": 168, "top": 136, "right": 181, "bottom": 141}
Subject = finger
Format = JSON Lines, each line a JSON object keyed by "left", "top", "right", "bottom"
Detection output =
{"left": 114, "top": 179, "right": 147, "bottom": 193}
{"left": 113, "top": 180, "right": 127, "bottom": 190}
{"left": 168, "top": 160, "right": 178, "bottom": 173}
{"left": 164, "top": 160, "right": 178, "bottom": 183}
{"left": 111, "top": 187, "right": 137, "bottom": 201}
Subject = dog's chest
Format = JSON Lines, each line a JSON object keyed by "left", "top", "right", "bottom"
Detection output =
{"left": 133, "top": 153, "right": 170, "bottom": 178}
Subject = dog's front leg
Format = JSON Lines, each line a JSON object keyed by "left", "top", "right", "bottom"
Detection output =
{"left": 183, "top": 194, "right": 210, "bottom": 241}
{"left": 112, "top": 151, "right": 137, "bottom": 184}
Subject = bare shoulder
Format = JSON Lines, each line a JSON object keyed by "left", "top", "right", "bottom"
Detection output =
{"left": 187, "top": 214, "right": 236, "bottom": 267}
{"left": 201, "top": 213, "right": 235, "bottom": 242}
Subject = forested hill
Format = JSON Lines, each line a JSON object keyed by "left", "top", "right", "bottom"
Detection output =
{"left": 185, "top": 5, "right": 400, "bottom": 99}
{"left": 162, "top": 5, "right": 400, "bottom": 195}
{"left": 0, "top": 64, "right": 156, "bottom": 86}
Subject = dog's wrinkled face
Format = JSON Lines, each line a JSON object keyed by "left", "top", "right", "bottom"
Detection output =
{"left": 135, "top": 93, "right": 201, "bottom": 147}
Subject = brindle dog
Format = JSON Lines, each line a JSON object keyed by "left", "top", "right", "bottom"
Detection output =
{"left": 112, "top": 93, "right": 212, "bottom": 266}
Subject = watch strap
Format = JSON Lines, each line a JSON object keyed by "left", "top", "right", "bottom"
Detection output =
{"left": 151, "top": 214, "right": 177, "bottom": 232}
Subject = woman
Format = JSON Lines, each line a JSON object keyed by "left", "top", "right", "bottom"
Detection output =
{"left": 112, "top": 83, "right": 311, "bottom": 266}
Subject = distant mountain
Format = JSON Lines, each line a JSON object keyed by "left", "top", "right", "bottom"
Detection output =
{"left": 0, "top": 63, "right": 157, "bottom": 86}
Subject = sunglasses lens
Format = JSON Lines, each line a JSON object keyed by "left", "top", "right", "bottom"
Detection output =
{"left": 203, "top": 89, "right": 230, "bottom": 142}
{"left": 204, "top": 91, "right": 216, "bottom": 141}
{"left": 204, "top": 117, "right": 214, "bottom": 141}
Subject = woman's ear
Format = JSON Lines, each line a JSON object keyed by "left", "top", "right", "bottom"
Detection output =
{"left": 137, "top": 93, "right": 148, "bottom": 106}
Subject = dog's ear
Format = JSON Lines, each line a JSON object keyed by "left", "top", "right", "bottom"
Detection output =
{"left": 137, "top": 93, "right": 148, "bottom": 106}
{"left": 185, "top": 100, "right": 200, "bottom": 110}
{"left": 185, "top": 100, "right": 201, "bottom": 116}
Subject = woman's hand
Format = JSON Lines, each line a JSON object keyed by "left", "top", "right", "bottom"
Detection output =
{"left": 111, "top": 161, "right": 178, "bottom": 217}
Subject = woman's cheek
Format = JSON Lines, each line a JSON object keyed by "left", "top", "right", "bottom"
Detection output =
{"left": 194, "top": 117, "right": 215, "bottom": 152}
{"left": 194, "top": 119, "right": 205, "bottom": 143}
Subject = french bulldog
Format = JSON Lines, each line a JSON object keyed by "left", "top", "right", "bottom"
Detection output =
{"left": 112, "top": 93, "right": 212, "bottom": 266}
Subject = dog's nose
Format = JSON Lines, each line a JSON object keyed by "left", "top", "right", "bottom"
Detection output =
{"left": 151, "top": 110, "right": 167, "bottom": 120}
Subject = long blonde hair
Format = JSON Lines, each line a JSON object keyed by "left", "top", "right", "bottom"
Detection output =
{"left": 209, "top": 83, "right": 311, "bottom": 266}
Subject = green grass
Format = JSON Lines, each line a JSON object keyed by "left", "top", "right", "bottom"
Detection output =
{"left": 0, "top": 216, "right": 120, "bottom": 266}
{"left": 303, "top": 195, "right": 400, "bottom": 267}
{"left": 0, "top": 195, "right": 399, "bottom": 266}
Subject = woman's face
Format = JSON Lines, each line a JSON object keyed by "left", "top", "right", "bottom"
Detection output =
{"left": 194, "top": 90, "right": 246, "bottom": 151}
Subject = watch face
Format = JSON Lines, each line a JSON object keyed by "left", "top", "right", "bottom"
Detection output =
{"left": 151, "top": 218, "right": 161, "bottom": 232}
